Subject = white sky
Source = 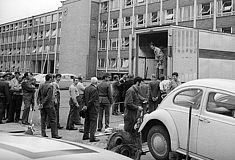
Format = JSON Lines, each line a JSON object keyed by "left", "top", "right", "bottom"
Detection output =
{"left": 0, "top": 0, "right": 62, "bottom": 24}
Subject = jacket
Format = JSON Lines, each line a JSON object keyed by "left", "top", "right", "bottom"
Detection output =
{"left": 84, "top": 84, "right": 99, "bottom": 114}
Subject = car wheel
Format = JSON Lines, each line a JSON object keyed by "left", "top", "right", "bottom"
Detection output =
{"left": 147, "top": 125, "right": 171, "bottom": 160}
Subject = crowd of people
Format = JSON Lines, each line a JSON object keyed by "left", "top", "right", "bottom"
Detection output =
{"left": 0, "top": 70, "right": 181, "bottom": 142}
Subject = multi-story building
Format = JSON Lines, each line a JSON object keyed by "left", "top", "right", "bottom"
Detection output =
{"left": 0, "top": 9, "right": 62, "bottom": 74}
{"left": 0, "top": 0, "right": 234, "bottom": 78}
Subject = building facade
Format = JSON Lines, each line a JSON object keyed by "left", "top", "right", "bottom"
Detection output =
{"left": 0, "top": 0, "right": 234, "bottom": 78}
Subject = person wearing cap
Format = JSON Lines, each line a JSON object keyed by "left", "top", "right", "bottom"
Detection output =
{"left": 75, "top": 75, "right": 85, "bottom": 125}
{"left": 0, "top": 74, "right": 10, "bottom": 123}
{"left": 97, "top": 73, "right": 113, "bottom": 132}
{"left": 124, "top": 76, "right": 144, "bottom": 134}
{"left": 82, "top": 77, "right": 100, "bottom": 142}
{"left": 8, "top": 71, "right": 23, "bottom": 123}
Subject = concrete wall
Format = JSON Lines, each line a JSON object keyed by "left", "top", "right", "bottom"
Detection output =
{"left": 60, "top": 0, "right": 91, "bottom": 77}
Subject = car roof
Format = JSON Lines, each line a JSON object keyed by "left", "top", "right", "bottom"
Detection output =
{"left": 0, "top": 132, "right": 131, "bottom": 160}
{"left": 179, "top": 79, "right": 235, "bottom": 93}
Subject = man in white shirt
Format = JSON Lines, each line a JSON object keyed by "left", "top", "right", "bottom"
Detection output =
{"left": 75, "top": 76, "right": 85, "bottom": 125}
{"left": 66, "top": 77, "right": 79, "bottom": 130}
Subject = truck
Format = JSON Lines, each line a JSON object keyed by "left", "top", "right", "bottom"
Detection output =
{"left": 132, "top": 25, "right": 235, "bottom": 82}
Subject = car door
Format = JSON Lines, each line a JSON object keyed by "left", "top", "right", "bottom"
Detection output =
{"left": 197, "top": 88, "right": 235, "bottom": 160}
{"left": 166, "top": 87, "right": 203, "bottom": 153}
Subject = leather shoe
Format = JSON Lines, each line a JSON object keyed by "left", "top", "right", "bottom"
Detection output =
{"left": 82, "top": 137, "right": 90, "bottom": 140}
{"left": 66, "top": 127, "right": 78, "bottom": 130}
{"left": 22, "top": 122, "right": 30, "bottom": 125}
{"left": 97, "top": 129, "right": 101, "bottom": 132}
{"left": 52, "top": 136, "right": 62, "bottom": 139}
{"left": 42, "top": 135, "right": 48, "bottom": 137}
{"left": 90, "top": 138, "right": 100, "bottom": 142}
{"left": 58, "top": 126, "right": 64, "bottom": 129}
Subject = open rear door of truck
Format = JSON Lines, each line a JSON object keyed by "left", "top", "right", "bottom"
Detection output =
{"left": 171, "top": 27, "right": 199, "bottom": 82}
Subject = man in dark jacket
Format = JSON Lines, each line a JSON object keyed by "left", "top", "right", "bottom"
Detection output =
{"left": 82, "top": 77, "right": 100, "bottom": 142}
{"left": 21, "top": 72, "right": 35, "bottom": 125}
{"left": 37, "top": 74, "right": 62, "bottom": 139}
{"left": 124, "top": 76, "right": 143, "bottom": 134}
{"left": 148, "top": 74, "right": 161, "bottom": 113}
{"left": 0, "top": 74, "right": 10, "bottom": 123}
{"left": 97, "top": 73, "right": 112, "bottom": 131}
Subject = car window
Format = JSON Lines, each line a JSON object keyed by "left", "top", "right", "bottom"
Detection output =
{"left": 173, "top": 89, "right": 203, "bottom": 109}
{"left": 206, "top": 92, "right": 235, "bottom": 117}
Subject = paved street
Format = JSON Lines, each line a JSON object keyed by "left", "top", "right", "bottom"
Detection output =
{"left": 0, "top": 89, "right": 155, "bottom": 160}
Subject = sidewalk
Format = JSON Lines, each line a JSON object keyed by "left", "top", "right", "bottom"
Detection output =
{"left": 0, "top": 114, "right": 125, "bottom": 149}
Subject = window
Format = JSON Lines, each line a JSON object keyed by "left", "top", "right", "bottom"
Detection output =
{"left": 123, "top": 16, "right": 131, "bottom": 28}
{"left": 27, "top": 33, "right": 32, "bottom": 40}
{"left": 137, "top": 0, "right": 145, "bottom": 5}
{"left": 40, "top": 17, "right": 45, "bottom": 24}
{"left": 111, "top": 18, "right": 119, "bottom": 30}
{"left": 39, "top": 31, "right": 44, "bottom": 39}
{"left": 39, "top": 46, "right": 43, "bottom": 53}
{"left": 150, "top": 12, "right": 159, "bottom": 24}
{"left": 51, "top": 29, "right": 57, "bottom": 37}
{"left": 122, "top": 37, "right": 129, "bottom": 49}
{"left": 46, "top": 15, "right": 51, "bottom": 23}
{"left": 98, "top": 58, "right": 106, "bottom": 68}
{"left": 110, "top": 38, "right": 118, "bottom": 50}
{"left": 23, "top": 21, "right": 27, "bottom": 28}
{"left": 52, "top": 14, "right": 58, "bottom": 22}
{"left": 59, "top": 12, "right": 62, "bottom": 21}
{"left": 148, "top": 0, "right": 160, "bottom": 3}
{"left": 174, "top": 89, "right": 203, "bottom": 109}
{"left": 45, "top": 30, "right": 51, "bottom": 38}
{"left": 32, "top": 46, "right": 37, "bottom": 53}
{"left": 125, "top": 0, "right": 132, "bottom": 7}
{"left": 111, "top": 0, "right": 119, "bottom": 10}
{"left": 101, "top": 2, "right": 108, "bottom": 12}
{"left": 34, "top": 18, "right": 39, "bottom": 25}
{"left": 206, "top": 92, "right": 235, "bottom": 117}
{"left": 34, "top": 32, "right": 38, "bottom": 40}
{"left": 222, "top": 27, "right": 232, "bottom": 33}
{"left": 165, "top": 9, "right": 174, "bottom": 22}
{"left": 222, "top": 0, "right": 232, "bottom": 13}
{"left": 100, "top": 20, "right": 107, "bottom": 31}
{"left": 121, "top": 58, "right": 129, "bottom": 68}
{"left": 136, "top": 14, "right": 144, "bottom": 26}
{"left": 109, "top": 58, "right": 117, "bottom": 68}
{"left": 99, "top": 39, "right": 107, "bottom": 50}
{"left": 198, "top": 3, "right": 213, "bottom": 17}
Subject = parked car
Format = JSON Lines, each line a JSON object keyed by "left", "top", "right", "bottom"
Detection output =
{"left": 0, "top": 132, "right": 132, "bottom": 160}
{"left": 33, "top": 73, "right": 76, "bottom": 90}
{"left": 139, "top": 79, "right": 235, "bottom": 160}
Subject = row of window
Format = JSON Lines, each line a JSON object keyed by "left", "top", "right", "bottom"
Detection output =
{"left": 99, "top": 37, "right": 129, "bottom": 50}
{"left": 0, "top": 60, "right": 31, "bottom": 71}
{"left": 100, "top": 0, "right": 234, "bottom": 30}
{"left": 101, "top": 0, "right": 162, "bottom": 12}
{"left": 0, "top": 28, "right": 61, "bottom": 44}
{"left": 101, "top": 0, "right": 233, "bottom": 13}
{"left": 0, "top": 44, "right": 60, "bottom": 56}
{"left": 98, "top": 58, "right": 129, "bottom": 68}
{"left": 0, "top": 12, "right": 62, "bottom": 33}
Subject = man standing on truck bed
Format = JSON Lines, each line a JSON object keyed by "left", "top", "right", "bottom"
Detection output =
{"left": 150, "top": 42, "right": 166, "bottom": 78}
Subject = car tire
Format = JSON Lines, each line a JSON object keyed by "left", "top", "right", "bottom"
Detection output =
{"left": 147, "top": 125, "right": 171, "bottom": 160}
